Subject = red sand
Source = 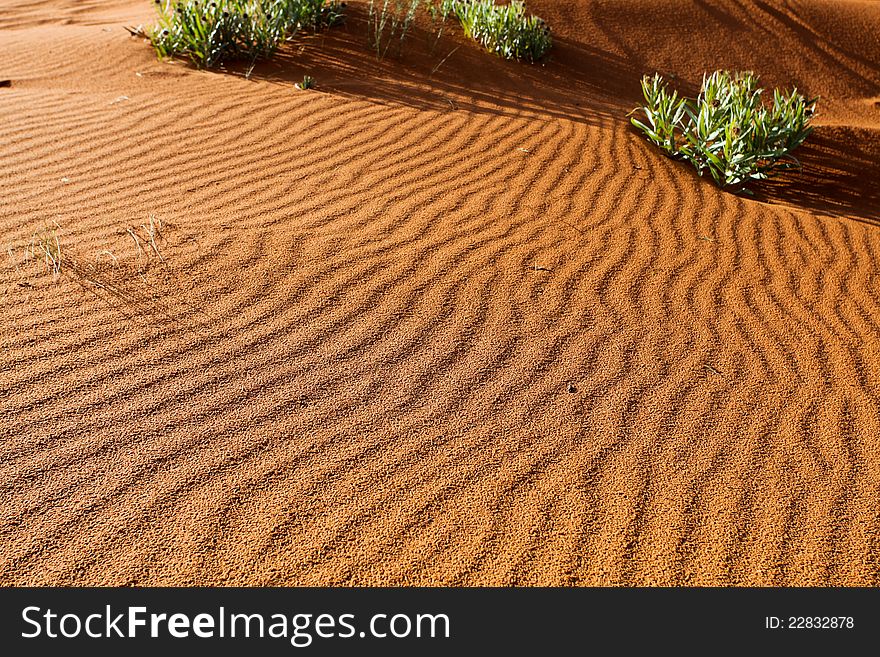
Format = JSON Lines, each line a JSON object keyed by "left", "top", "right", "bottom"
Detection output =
{"left": 1, "top": 0, "right": 879, "bottom": 586}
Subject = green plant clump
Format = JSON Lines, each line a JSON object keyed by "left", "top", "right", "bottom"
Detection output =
{"left": 631, "top": 71, "right": 817, "bottom": 189}
{"left": 443, "top": 0, "right": 551, "bottom": 62}
{"left": 149, "top": 0, "right": 344, "bottom": 69}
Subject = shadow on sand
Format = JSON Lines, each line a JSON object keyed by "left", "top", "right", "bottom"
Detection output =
{"left": 215, "top": 7, "right": 878, "bottom": 225}
{"left": 236, "top": 7, "right": 641, "bottom": 126}
{"left": 753, "top": 128, "right": 880, "bottom": 225}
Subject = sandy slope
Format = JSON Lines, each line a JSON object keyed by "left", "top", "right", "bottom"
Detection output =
{"left": 1, "top": 0, "right": 879, "bottom": 586}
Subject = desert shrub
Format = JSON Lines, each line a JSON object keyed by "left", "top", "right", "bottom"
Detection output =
{"left": 149, "top": 0, "right": 344, "bottom": 69}
{"left": 367, "top": 0, "right": 421, "bottom": 60}
{"left": 442, "top": 0, "right": 551, "bottom": 62}
{"left": 631, "top": 71, "right": 817, "bottom": 189}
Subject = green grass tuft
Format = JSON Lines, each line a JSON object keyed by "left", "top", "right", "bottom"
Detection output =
{"left": 631, "top": 71, "right": 818, "bottom": 190}
{"left": 149, "top": 0, "right": 344, "bottom": 69}
{"left": 442, "top": 0, "right": 551, "bottom": 63}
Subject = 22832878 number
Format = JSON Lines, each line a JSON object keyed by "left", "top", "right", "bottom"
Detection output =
{"left": 790, "top": 617, "right": 854, "bottom": 629}
{"left": 765, "top": 616, "right": 854, "bottom": 629}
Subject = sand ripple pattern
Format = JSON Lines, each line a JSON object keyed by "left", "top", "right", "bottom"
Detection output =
{"left": 1, "top": 0, "right": 879, "bottom": 585}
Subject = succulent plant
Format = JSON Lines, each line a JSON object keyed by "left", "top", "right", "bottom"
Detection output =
{"left": 631, "top": 71, "right": 817, "bottom": 190}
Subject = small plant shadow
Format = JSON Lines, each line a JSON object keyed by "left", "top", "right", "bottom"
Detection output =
{"left": 752, "top": 127, "right": 880, "bottom": 225}
{"left": 237, "top": 6, "right": 639, "bottom": 126}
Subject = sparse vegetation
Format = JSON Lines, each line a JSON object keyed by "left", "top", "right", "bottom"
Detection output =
{"left": 426, "top": 0, "right": 454, "bottom": 56}
{"left": 364, "top": 1, "right": 550, "bottom": 64}
{"left": 127, "top": 215, "right": 166, "bottom": 267}
{"left": 296, "top": 74, "right": 316, "bottom": 89}
{"left": 28, "top": 223, "right": 64, "bottom": 279}
{"left": 142, "top": 214, "right": 165, "bottom": 262}
{"left": 149, "top": 0, "right": 344, "bottom": 69}
{"left": 631, "top": 71, "right": 817, "bottom": 190}
{"left": 443, "top": 0, "right": 551, "bottom": 63}
{"left": 367, "top": 0, "right": 422, "bottom": 61}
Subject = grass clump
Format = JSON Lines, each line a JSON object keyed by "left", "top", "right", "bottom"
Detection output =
{"left": 149, "top": 0, "right": 345, "bottom": 69}
{"left": 443, "top": 0, "right": 551, "bottom": 62}
{"left": 631, "top": 71, "right": 817, "bottom": 190}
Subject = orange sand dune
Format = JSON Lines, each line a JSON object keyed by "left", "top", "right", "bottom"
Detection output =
{"left": 1, "top": 0, "right": 879, "bottom": 586}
